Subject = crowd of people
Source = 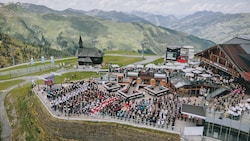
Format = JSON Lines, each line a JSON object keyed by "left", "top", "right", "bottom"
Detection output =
{"left": 42, "top": 79, "right": 204, "bottom": 130}
{"left": 46, "top": 80, "right": 116, "bottom": 116}
{"left": 207, "top": 84, "right": 249, "bottom": 120}
{"left": 40, "top": 63, "right": 249, "bottom": 131}
{"left": 99, "top": 94, "right": 200, "bottom": 129}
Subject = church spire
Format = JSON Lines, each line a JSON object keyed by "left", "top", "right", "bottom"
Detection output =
{"left": 79, "top": 36, "right": 83, "bottom": 48}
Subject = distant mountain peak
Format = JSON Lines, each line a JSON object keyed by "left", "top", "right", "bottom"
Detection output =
{"left": 192, "top": 10, "right": 224, "bottom": 16}
{"left": 131, "top": 10, "right": 177, "bottom": 27}
{"left": 3, "top": 2, "right": 56, "bottom": 13}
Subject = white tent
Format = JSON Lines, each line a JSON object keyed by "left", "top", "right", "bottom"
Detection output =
{"left": 154, "top": 73, "right": 166, "bottom": 78}
{"left": 153, "top": 65, "right": 161, "bottom": 69}
{"left": 185, "top": 72, "right": 194, "bottom": 77}
{"left": 195, "top": 67, "right": 205, "bottom": 71}
{"left": 192, "top": 70, "right": 202, "bottom": 74}
{"left": 160, "top": 65, "right": 169, "bottom": 69}
{"left": 111, "top": 64, "right": 119, "bottom": 68}
{"left": 200, "top": 73, "right": 212, "bottom": 78}
{"left": 176, "top": 62, "right": 188, "bottom": 67}
{"left": 165, "top": 62, "right": 174, "bottom": 66}
{"left": 136, "top": 64, "right": 144, "bottom": 68}
{"left": 165, "top": 65, "right": 176, "bottom": 69}
{"left": 145, "top": 63, "right": 156, "bottom": 68}
{"left": 127, "top": 72, "right": 138, "bottom": 77}
{"left": 182, "top": 68, "right": 194, "bottom": 73}
{"left": 188, "top": 61, "right": 200, "bottom": 65}
{"left": 206, "top": 69, "right": 213, "bottom": 74}
{"left": 175, "top": 65, "right": 185, "bottom": 70}
{"left": 126, "top": 64, "right": 135, "bottom": 68}
{"left": 174, "top": 62, "right": 182, "bottom": 66}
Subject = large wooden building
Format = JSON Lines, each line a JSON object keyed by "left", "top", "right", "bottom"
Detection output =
{"left": 77, "top": 36, "right": 103, "bottom": 65}
{"left": 196, "top": 36, "right": 250, "bottom": 91}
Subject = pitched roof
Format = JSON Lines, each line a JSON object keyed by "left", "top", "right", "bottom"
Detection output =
{"left": 78, "top": 47, "right": 103, "bottom": 57}
{"left": 224, "top": 36, "right": 250, "bottom": 44}
{"left": 219, "top": 44, "right": 250, "bottom": 81}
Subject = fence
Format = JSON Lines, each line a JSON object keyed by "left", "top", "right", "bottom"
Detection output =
{"left": 0, "top": 64, "right": 58, "bottom": 78}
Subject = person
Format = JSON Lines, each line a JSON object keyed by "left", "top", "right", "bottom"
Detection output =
{"left": 32, "top": 79, "right": 36, "bottom": 88}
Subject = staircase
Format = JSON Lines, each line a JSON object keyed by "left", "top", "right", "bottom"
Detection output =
{"left": 206, "top": 87, "right": 230, "bottom": 100}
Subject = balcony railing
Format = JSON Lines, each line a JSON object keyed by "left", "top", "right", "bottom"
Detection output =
{"left": 201, "top": 57, "right": 240, "bottom": 77}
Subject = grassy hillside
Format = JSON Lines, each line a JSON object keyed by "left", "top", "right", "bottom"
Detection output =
{"left": 0, "top": 55, "right": 143, "bottom": 80}
{"left": 0, "top": 33, "right": 69, "bottom": 67}
{"left": 0, "top": 3, "right": 214, "bottom": 58}
{"left": 5, "top": 83, "right": 179, "bottom": 141}
{"left": 0, "top": 79, "right": 24, "bottom": 91}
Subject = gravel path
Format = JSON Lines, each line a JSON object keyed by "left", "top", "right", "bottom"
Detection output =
{"left": 0, "top": 80, "right": 29, "bottom": 141}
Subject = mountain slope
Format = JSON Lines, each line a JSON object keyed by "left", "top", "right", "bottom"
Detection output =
{"left": 83, "top": 9, "right": 151, "bottom": 24}
{"left": 132, "top": 10, "right": 250, "bottom": 44}
{"left": 167, "top": 11, "right": 250, "bottom": 43}
{"left": 169, "top": 11, "right": 250, "bottom": 43}
{"left": 0, "top": 3, "right": 214, "bottom": 57}
{"left": 131, "top": 11, "right": 177, "bottom": 27}
{"left": 0, "top": 33, "right": 68, "bottom": 67}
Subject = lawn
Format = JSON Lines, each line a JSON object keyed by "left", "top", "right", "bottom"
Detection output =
{"left": 53, "top": 71, "right": 100, "bottom": 84}
{"left": 5, "top": 83, "right": 180, "bottom": 141}
{"left": 0, "top": 67, "right": 59, "bottom": 80}
{"left": 103, "top": 55, "right": 143, "bottom": 68}
{"left": 0, "top": 54, "right": 143, "bottom": 80}
{"left": 0, "top": 57, "right": 77, "bottom": 80}
{"left": 0, "top": 79, "right": 25, "bottom": 91}
{"left": 105, "top": 50, "right": 141, "bottom": 55}
{"left": 0, "top": 51, "right": 145, "bottom": 73}
{"left": 0, "top": 56, "right": 77, "bottom": 73}
{"left": 105, "top": 50, "right": 152, "bottom": 56}
{"left": 0, "top": 58, "right": 78, "bottom": 80}
{"left": 149, "top": 57, "right": 165, "bottom": 65}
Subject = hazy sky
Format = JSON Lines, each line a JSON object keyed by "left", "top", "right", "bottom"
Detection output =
{"left": 2, "top": 0, "right": 250, "bottom": 15}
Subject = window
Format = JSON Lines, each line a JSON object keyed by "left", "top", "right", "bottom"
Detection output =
{"left": 167, "top": 52, "right": 177, "bottom": 60}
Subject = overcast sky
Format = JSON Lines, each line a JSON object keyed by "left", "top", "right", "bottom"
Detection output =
{"left": 2, "top": 0, "right": 250, "bottom": 16}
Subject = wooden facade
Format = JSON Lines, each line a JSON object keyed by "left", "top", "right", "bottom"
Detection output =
{"left": 198, "top": 45, "right": 240, "bottom": 78}
{"left": 196, "top": 36, "right": 250, "bottom": 91}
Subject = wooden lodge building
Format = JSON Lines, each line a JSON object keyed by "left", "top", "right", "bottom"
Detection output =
{"left": 196, "top": 36, "right": 250, "bottom": 92}
{"left": 77, "top": 36, "right": 103, "bottom": 65}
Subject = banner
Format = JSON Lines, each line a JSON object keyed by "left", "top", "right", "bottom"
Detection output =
{"left": 41, "top": 56, "right": 45, "bottom": 63}
{"left": 51, "top": 56, "right": 54, "bottom": 64}
{"left": 31, "top": 57, "right": 34, "bottom": 65}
